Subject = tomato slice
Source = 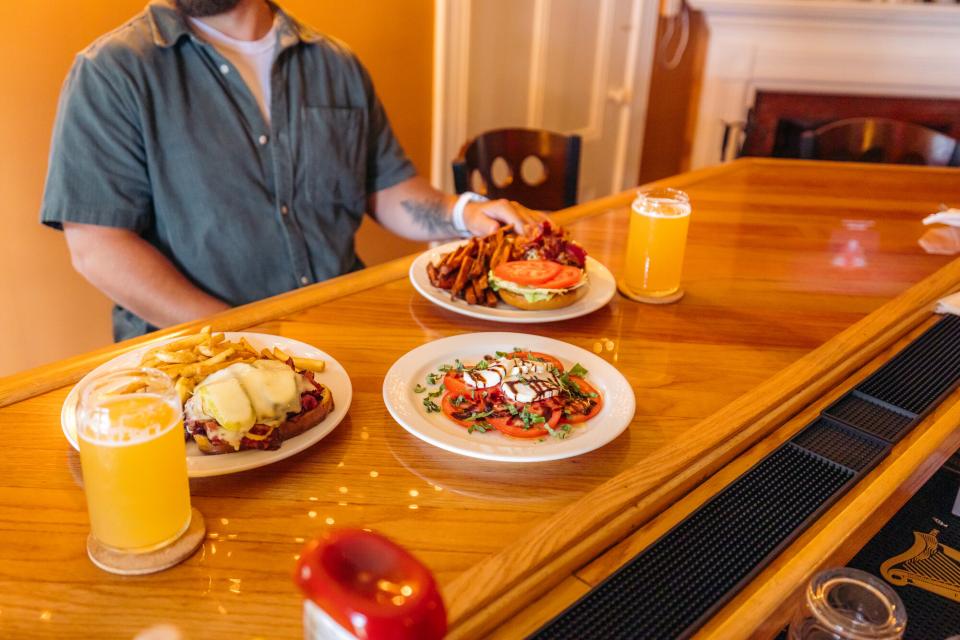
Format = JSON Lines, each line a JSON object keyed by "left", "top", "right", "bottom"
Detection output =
{"left": 440, "top": 393, "right": 490, "bottom": 428}
{"left": 538, "top": 266, "right": 583, "bottom": 290}
{"left": 507, "top": 351, "right": 564, "bottom": 372}
{"left": 489, "top": 402, "right": 561, "bottom": 438}
{"left": 442, "top": 371, "right": 475, "bottom": 397}
{"left": 560, "top": 377, "right": 603, "bottom": 423}
{"left": 493, "top": 260, "right": 562, "bottom": 286}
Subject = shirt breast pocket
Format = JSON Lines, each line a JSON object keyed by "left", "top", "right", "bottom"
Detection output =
{"left": 300, "top": 106, "right": 368, "bottom": 209}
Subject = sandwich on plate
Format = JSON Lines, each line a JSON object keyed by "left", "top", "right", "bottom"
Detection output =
{"left": 184, "top": 359, "right": 333, "bottom": 454}
{"left": 488, "top": 259, "right": 587, "bottom": 311}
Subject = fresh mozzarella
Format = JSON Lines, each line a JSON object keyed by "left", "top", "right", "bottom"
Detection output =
{"left": 462, "top": 356, "right": 553, "bottom": 389}
{"left": 501, "top": 372, "right": 562, "bottom": 403}
{"left": 462, "top": 365, "right": 505, "bottom": 389}
{"left": 506, "top": 358, "right": 548, "bottom": 377}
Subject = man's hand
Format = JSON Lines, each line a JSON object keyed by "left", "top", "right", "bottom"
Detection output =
{"left": 369, "top": 176, "right": 549, "bottom": 241}
{"left": 462, "top": 199, "right": 548, "bottom": 236}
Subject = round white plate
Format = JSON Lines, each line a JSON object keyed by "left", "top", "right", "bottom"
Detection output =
{"left": 61, "top": 333, "right": 352, "bottom": 477}
{"left": 382, "top": 332, "right": 635, "bottom": 462}
{"left": 409, "top": 240, "right": 616, "bottom": 323}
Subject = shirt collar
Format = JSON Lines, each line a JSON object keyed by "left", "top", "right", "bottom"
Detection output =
{"left": 146, "top": 0, "right": 322, "bottom": 49}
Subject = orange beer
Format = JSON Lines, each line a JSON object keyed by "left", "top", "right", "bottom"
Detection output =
{"left": 78, "top": 369, "right": 191, "bottom": 552}
{"left": 620, "top": 188, "right": 691, "bottom": 300}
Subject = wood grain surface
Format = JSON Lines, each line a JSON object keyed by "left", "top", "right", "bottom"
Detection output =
{"left": 2, "top": 159, "right": 959, "bottom": 639}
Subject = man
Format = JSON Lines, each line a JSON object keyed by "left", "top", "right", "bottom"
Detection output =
{"left": 41, "top": 0, "right": 542, "bottom": 341}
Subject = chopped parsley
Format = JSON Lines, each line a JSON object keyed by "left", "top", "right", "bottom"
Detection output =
{"left": 558, "top": 372, "right": 598, "bottom": 399}
{"left": 426, "top": 389, "right": 443, "bottom": 399}
{"left": 423, "top": 397, "right": 441, "bottom": 413}
{"left": 467, "top": 422, "right": 491, "bottom": 434}
{"left": 437, "top": 364, "right": 453, "bottom": 372}
{"left": 451, "top": 395, "right": 466, "bottom": 407}
{"left": 426, "top": 373, "right": 439, "bottom": 385}
{"left": 519, "top": 406, "right": 546, "bottom": 429}
{"left": 507, "top": 403, "right": 519, "bottom": 416}
{"left": 545, "top": 423, "right": 573, "bottom": 439}
{"left": 465, "top": 409, "right": 494, "bottom": 421}
{"left": 413, "top": 384, "right": 426, "bottom": 394}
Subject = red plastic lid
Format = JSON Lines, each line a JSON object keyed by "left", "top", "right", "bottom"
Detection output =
{"left": 294, "top": 528, "right": 446, "bottom": 640}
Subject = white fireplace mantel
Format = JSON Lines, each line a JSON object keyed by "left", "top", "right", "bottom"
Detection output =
{"left": 686, "top": 0, "right": 960, "bottom": 168}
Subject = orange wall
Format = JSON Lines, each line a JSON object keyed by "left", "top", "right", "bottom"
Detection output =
{"left": 0, "top": 1, "right": 432, "bottom": 377}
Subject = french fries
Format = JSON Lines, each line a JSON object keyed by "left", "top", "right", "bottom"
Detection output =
{"left": 427, "top": 225, "right": 515, "bottom": 307}
{"left": 136, "top": 326, "right": 325, "bottom": 404}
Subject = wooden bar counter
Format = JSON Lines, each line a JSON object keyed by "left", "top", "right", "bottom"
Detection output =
{"left": 3, "top": 158, "right": 960, "bottom": 639}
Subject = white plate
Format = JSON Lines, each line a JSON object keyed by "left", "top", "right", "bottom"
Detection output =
{"left": 61, "top": 333, "right": 352, "bottom": 477}
{"left": 382, "top": 332, "right": 635, "bottom": 462}
{"left": 409, "top": 240, "right": 616, "bottom": 323}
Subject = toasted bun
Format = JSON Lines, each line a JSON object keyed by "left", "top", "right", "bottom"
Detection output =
{"left": 281, "top": 385, "right": 334, "bottom": 440}
{"left": 498, "top": 286, "right": 587, "bottom": 311}
{"left": 194, "top": 385, "right": 334, "bottom": 455}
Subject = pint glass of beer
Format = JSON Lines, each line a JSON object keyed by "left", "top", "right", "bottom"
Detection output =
{"left": 619, "top": 187, "right": 692, "bottom": 303}
{"left": 77, "top": 368, "right": 191, "bottom": 552}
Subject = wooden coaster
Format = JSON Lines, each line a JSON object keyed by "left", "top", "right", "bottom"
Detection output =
{"left": 87, "top": 508, "right": 206, "bottom": 576}
{"left": 617, "top": 281, "right": 685, "bottom": 305}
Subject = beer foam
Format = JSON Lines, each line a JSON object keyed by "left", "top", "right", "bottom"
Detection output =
{"left": 78, "top": 394, "right": 181, "bottom": 446}
{"left": 631, "top": 199, "right": 691, "bottom": 219}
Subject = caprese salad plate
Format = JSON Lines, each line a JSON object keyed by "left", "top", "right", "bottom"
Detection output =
{"left": 382, "top": 332, "right": 635, "bottom": 462}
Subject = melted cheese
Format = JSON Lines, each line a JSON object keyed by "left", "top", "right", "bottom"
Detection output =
{"left": 186, "top": 361, "right": 305, "bottom": 450}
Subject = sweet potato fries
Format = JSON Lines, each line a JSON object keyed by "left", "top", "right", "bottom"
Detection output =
{"left": 426, "top": 226, "right": 515, "bottom": 306}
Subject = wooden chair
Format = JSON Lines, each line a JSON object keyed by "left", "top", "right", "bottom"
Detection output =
{"left": 452, "top": 128, "right": 581, "bottom": 211}
{"left": 799, "top": 117, "right": 960, "bottom": 167}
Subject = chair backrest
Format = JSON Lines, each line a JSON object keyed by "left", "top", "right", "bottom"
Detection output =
{"left": 451, "top": 128, "right": 581, "bottom": 211}
{"left": 799, "top": 117, "right": 960, "bottom": 167}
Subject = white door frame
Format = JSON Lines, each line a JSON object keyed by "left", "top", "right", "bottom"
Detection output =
{"left": 430, "top": 0, "right": 658, "bottom": 197}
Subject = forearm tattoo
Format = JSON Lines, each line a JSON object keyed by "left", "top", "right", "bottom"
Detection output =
{"left": 401, "top": 197, "right": 457, "bottom": 236}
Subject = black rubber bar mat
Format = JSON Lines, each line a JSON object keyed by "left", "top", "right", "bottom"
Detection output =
{"left": 530, "top": 426, "right": 881, "bottom": 640}
{"left": 855, "top": 315, "right": 960, "bottom": 418}
{"left": 531, "top": 315, "right": 960, "bottom": 639}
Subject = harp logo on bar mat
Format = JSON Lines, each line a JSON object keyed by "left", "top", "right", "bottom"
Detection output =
{"left": 881, "top": 529, "right": 960, "bottom": 603}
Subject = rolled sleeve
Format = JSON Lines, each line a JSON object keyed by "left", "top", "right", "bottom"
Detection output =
{"left": 358, "top": 64, "right": 417, "bottom": 194}
{"left": 40, "top": 55, "right": 152, "bottom": 233}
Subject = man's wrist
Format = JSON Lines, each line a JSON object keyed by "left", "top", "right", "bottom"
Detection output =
{"left": 451, "top": 191, "right": 488, "bottom": 237}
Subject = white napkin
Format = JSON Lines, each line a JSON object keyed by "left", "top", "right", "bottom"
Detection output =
{"left": 936, "top": 291, "right": 960, "bottom": 315}
{"left": 925, "top": 207, "right": 960, "bottom": 313}
{"left": 920, "top": 207, "right": 960, "bottom": 255}
{"left": 923, "top": 208, "right": 960, "bottom": 227}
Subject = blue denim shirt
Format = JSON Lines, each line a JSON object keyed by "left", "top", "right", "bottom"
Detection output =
{"left": 40, "top": 0, "right": 416, "bottom": 341}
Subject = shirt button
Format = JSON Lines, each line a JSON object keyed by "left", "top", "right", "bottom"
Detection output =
{"left": 280, "top": 205, "right": 289, "bottom": 215}
{"left": 258, "top": 134, "right": 268, "bottom": 145}
{"left": 219, "top": 64, "right": 230, "bottom": 74}
{"left": 300, "top": 276, "right": 310, "bottom": 286}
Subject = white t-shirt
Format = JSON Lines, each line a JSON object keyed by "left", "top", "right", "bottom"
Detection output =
{"left": 189, "top": 17, "right": 278, "bottom": 123}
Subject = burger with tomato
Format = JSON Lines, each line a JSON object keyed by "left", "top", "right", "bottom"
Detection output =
{"left": 489, "top": 221, "right": 589, "bottom": 311}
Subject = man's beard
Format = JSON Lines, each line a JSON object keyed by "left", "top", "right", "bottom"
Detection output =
{"left": 175, "top": 0, "right": 243, "bottom": 17}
